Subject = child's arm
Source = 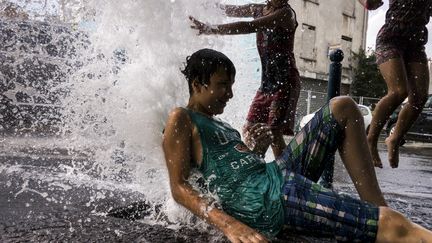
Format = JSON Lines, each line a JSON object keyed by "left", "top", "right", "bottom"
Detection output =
{"left": 270, "top": 130, "right": 287, "bottom": 158}
{"left": 163, "top": 108, "right": 268, "bottom": 243}
{"left": 218, "top": 3, "right": 265, "bottom": 18}
{"left": 357, "top": 0, "right": 383, "bottom": 10}
{"left": 190, "top": 6, "right": 296, "bottom": 35}
{"left": 244, "top": 123, "right": 274, "bottom": 157}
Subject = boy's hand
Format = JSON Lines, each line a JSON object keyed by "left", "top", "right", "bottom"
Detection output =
{"left": 189, "top": 16, "right": 216, "bottom": 35}
{"left": 364, "top": 0, "right": 383, "bottom": 10}
{"left": 244, "top": 123, "right": 273, "bottom": 156}
{"left": 222, "top": 220, "right": 269, "bottom": 243}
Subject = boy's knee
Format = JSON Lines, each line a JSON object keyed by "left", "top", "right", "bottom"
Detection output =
{"left": 378, "top": 207, "right": 411, "bottom": 240}
{"left": 389, "top": 90, "right": 408, "bottom": 103}
{"left": 331, "top": 96, "right": 356, "bottom": 108}
{"left": 330, "top": 96, "right": 359, "bottom": 120}
{"left": 408, "top": 92, "right": 428, "bottom": 110}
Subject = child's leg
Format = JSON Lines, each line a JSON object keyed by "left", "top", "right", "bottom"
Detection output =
{"left": 282, "top": 172, "right": 380, "bottom": 242}
{"left": 376, "top": 207, "right": 432, "bottom": 242}
{"left": 278, "top": 97, "right": 432, "bottom": 241}
{"left": 368, "top": 58, "right": 408, "bottom": 168}
{"left": 330, "top": 96, "right": 387, "bottom": 206}
{"left": 275, "top": 102, "right": 342, "bottom": 182}
{"left": 281, "top": 173, "right": 432, "bottom": 242}
{"left": 269, "top": 86, "right": 300, "bottom": 157}
{"left": 385, "top": 62, "right": 429, "bottom": 168}
{"left": 276, "top": 97, "right": 386, "bottom": 206}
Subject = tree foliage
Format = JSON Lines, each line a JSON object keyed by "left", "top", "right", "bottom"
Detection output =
{"left": 350, "top": 49, "right": 387, "bottom": 98}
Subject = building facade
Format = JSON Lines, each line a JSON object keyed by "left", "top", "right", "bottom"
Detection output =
{"left": 289, "top": 0, "right": 368, "bottom": 94}
{"left": 429, "top": 60, "right": 432, "bottom": 94}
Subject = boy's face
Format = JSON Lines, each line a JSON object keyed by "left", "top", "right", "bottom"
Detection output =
{"left": 192, "top": 66, "right": 234, "bottom": 116}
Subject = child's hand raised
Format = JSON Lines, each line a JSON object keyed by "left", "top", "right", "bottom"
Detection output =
{"left": 189, "top": 16, "right": 216, "bottom": 35}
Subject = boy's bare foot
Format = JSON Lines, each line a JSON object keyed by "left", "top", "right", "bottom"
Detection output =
{"left": 385, "top": 136, "right": 400, "bottom": 168}
{"left": 367, "top": 136, "right": 383, "bottom": 168}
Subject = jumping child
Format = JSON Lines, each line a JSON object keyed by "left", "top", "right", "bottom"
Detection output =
{"left": 358, "top": 0, "right": 431, "bottom": 168}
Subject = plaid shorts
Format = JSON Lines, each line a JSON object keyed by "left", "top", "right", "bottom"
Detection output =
{"left": 275, "top": 104, "right": 379, "bottom": 242}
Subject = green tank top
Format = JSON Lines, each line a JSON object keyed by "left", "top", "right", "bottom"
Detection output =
{"left": 186, "top": 109, "right": 284, "bottom": 237}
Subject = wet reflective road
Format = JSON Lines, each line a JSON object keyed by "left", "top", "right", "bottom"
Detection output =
{"left": 0, "top": 138, "right": 431, "bottom": 242}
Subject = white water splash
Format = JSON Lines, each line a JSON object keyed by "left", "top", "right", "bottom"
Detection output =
{"left": 57, "top": 0, "right": 228, "bottom": 220}
{"left": 4, "top": 0, "right": 262, "bottom": 228}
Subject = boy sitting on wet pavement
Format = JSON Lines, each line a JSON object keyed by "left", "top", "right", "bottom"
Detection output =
{"left": 162, "top": 48, "right": 432, "bottom": 242}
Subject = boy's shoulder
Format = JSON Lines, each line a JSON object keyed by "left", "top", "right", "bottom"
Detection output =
{"left": 164, "top": 107, "right": 195, "bottom": 138}
{"left": 169, "top": 106, "right": 187, "bottom": 115}
{"left": 166, "top": 107, "right": 193, "bottom": 127}
{"left": 168, "top": 107, "right": 189, "bottom": 120}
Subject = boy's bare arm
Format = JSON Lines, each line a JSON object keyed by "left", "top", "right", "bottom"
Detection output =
{"left": 190, "top": 7, "right": 295, "bottom": 35}
{"left": 163, "top": 108, "right": 268, "bottom": 242}
{"left": 218, "top": 3, "right": 264, "bottom": 18}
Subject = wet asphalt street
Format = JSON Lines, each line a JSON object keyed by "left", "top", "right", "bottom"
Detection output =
{"left": 0, "top": 137, "right": 431, "bottom": 243}
{"left": 333, "top": 142, "right": 432, "bottom": 228}
{"left": 0, "top": 142, "right": 226, "bottom": 243}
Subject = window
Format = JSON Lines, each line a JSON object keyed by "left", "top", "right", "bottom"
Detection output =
{"left": 341, "top": 35, "right": 353, "bottom": 68}
{"left": 343, "top": 0, "right": 356, "bottom": 17}
{"left": 300, "top": 24, "right": 317, "bottom": 61}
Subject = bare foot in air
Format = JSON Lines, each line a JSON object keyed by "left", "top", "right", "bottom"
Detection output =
{"left": 367, "top": 136, "right": 383, "bottom": 168}
{"left": 385, "top": 136, "right": 400, "bottom": 168}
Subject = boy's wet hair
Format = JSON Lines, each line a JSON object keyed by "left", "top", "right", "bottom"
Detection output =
{"left": 181, "top": 49, "right": 236, "bottom": 95}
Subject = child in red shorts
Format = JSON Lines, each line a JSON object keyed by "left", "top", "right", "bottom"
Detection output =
{"left": 189, "top": 0, "right": 301, "bottom": 157}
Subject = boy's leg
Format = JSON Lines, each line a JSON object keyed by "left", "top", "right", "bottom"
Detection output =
{"left": 275, "top": 101, "right": 342, "bottom": 182}
{"left": 282, "top": 172, "right": 380, "bottom": 242}
{"left": 385, "top": 61, "right": 429, "bottom": 168}
{"left": 283, "top": 181, "right": 432, "bottom": 242}
{"left": 276, "top": 98, "right": 387, "bottom": 241}
{"left": 330, "top": 97, "right": 387, "bottom": 206}
{"left": 276, "top": 96, "right": 386, "bottom": 206}
{"left": 376, "top": 207, "right": 432, "bottom": 242}
{"left": 278, "top": 97, "right": 432, "bottom": 241}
